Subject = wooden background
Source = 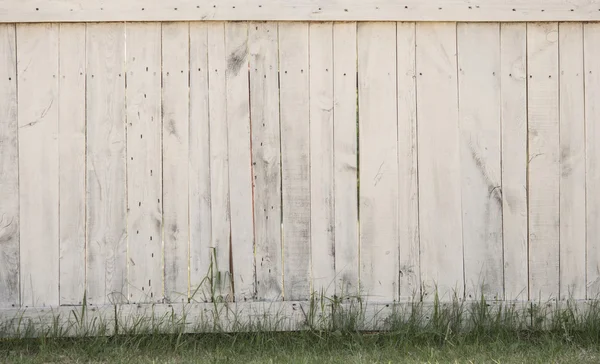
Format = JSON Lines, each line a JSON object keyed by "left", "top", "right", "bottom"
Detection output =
{"left": 1, "top": 20, "right": 598, "bottom": 310}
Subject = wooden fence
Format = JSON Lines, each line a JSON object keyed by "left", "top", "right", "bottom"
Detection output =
{"left": 1, "top": 1, "right": 600, "bottom": 330}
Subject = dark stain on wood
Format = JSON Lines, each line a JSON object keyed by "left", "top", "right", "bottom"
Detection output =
{"left": 227, "top": 44, "right": 248, "bottom": 77}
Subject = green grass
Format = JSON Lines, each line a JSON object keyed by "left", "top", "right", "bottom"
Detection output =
{"left": 3, "top": 295, "right": 600, "bottom": 363}
{"left": 2, "top": 329, "right": 600, "bottom": 363}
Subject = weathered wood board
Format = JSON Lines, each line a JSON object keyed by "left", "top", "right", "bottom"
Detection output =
{"left": 358, "top": 22, "right": 398, "bottom": 302}
{"left": 0, "top": 24, "right": 19, "bottom": 308}
{"left": 17, "top": 23, "right": 60, "bottom": 307}
{"left": 527, "top": 22, "right": 560, "bottom": 300}
{"left": 86, "top": 23, "right": 127, "bottom": 305}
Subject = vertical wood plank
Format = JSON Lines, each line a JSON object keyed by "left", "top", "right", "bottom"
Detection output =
{"left": 559, "top": 23, "right": 586, "bottom": 300}
{"left": 527, "top": 22, "right": 560, "bottom": 300}
{"left": 126, "top": 22, "right": 163, "bottom": 304}
{"left": 358, "top": 22, "right": 398, "bottom": 302}
{"left": 225, "top": 22, "right": 255, "bottom": 302}
{"left": 86, "top": 23, "right": 127, "bottom": 305}
{"left": 500, "top": 23, "right": 528, "bottom": 301}
{"left": 457, "top": 23, "right": 503, "bottom": 300}
{"left": 397, "top": 22, "right": 420, "bottom": 301}
{"left": 309, "top": 22, "right": 335, "bottom": 297}
{"left": 189, "top": 22, "right": 212, "bottom": 301}
{"left": 0, "top": 24, "right": 19, "bottom": 308}
{"left": 208, "top": 22, "right": 232, "bottom": 301}
{"left": 585, "top": 23, "right": 600, "bottom": 298}
{"left": 162, "top": 22, "right": 190, "bottom": 303}
{"left": 17, "top": 24, "right": 59, "bottom": 307}
{"left": 279, "top": 22, "right": 311, "bottom": 301}
{"left": 59, "top": 23, "right": 87, "bottom": 305}
{"left": 249, "top": 22, "right": 283, "bottom": 301}
{"left": 333, "top": 22, "right": 359, "bottom": 299}
{"left": 416, "top": 22, "right": 463, "bottom": 301}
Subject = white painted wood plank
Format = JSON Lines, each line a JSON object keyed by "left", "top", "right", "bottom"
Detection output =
{"left": 559, "top": 23, "right": 586, "bottom": 300}
{"left": 457, "top": 23, "right": 503, "bottom": 300}
{"left": 279, "top": 22, "right": 311, "bottom": 301}
{"left": 309, "top": 22, "right": 335, "bottom": 298}
{"left": 333, "top": 22, "right": 359, "bottom": 299}
{"left": 0, "top": 305, "right": 116, "bottom": 337}
{"left": 58, "top": 23, "right": 86, "bottom": 305}
{"left": 4, "top": 0, "right": 600, "bottom": 22}
{"left": 17, "top": 24, "right": 59, "bottom": 308}
{"left": 527, "top": 22, "right": 560, "bottom": 301}
{"left": 188, "top": 22, "right": 212, "bottom": 302}
{"left": 207, "top": 22, "right": 232, "bottom": 302}
{"left": 225, "top": 22, "right": 255, "bottom": 302}
{"left": 162, "top": 22, "right": 190, "bottom": 303}
{"left": 416, "top": 22, "right": 463, "bottom": 301}
{"left": 396, "top": 22, "right": 420, "bottom": 301}
{"left": 126, "top": 22, "right": 163, "bottom": 304}
{"left": 0, "top": 24, "right": 19, "bottom": 308}
{"left": 500, "top": 23, "right": 528, "bottom": 301}
{"left": 357, "top": 22, "right": 398, "bottom": 302}
{"left": 2, "top": 300, "right": 595, "bottom": 338}
{"left": 249, "top": 22, "right": 283, "bottom": 301}
{"left": 86, "top": 23, "right": 127, "bottom": 305}
{"left": 585, "top": 23, "right": 600, "bottom": 298}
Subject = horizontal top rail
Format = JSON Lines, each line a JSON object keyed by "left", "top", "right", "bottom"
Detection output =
{"left": 3, "top": 0, "right": 600, "bottom": 23}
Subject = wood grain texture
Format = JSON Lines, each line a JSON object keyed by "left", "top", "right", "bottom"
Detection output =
{"left": 249, "top": 22, "right": 282, "bottom": 301}
{"left": 500, "top": 23, "right": 528, "bottom": 301}
{"left": 457, "top": 23, "right": 503, "bottom": 300}
{"left": 416, "top": 22, "right": 463, "bottom": 301}
{"left": 333, "top": 22, "right": 359, "bottom": 299}
{"left": 309, "top": 22, "right": 335, "bottom": 297}
{"left": 225, "top": 22, "right": 255, "bottom": 302}
{"left": 188, "top": 22, "right": 212, "bottom": 302}
{"left": 396, "top": 22, "right": 420, "bottom": 301}
{"left": 527, "top": 22, "right": 560, "bottom": 300}
{"left": 17, "top": 23, "right": 60, "bottom": 308}
{"left": 59, "top": 23, "right": 86, "bottom": 305}
{"left": 208, "top": 22, "right": 232, "bottom": 301}
{"left": 279, "top": 22, "right": 311, "bottom": 301}
{"left": 585, "top": 23, "right": 600, "bottom": 298}
{"left": 86, "top": 23, "right": 127, "bottom": 305}
{"left": 126, "top": 22, "right": 163, "bottom": 304}
{"left": 559, "top": 23, "right": 586, "bottom": 300}
{"left": 0, "top": 24, "right": 19, "bottom": 308}
{"left": 358, "top": 22, "right": 398, "bottom": 302}
{"left": 162, "top": 22, "right": 190, "bottom": 303}
{"left": 3, "top": 0, "right": 600, "bottom": 22}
